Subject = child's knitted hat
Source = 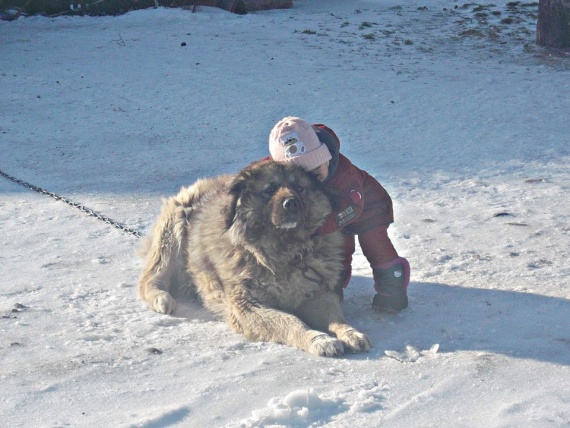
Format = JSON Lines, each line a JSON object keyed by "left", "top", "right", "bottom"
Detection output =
{"left": 269, "top": 117, "right": 332, "bottom": 171}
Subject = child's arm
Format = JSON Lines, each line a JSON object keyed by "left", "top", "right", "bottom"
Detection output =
{"left": 315, "top": 155, "right": 367, "bottom": 235}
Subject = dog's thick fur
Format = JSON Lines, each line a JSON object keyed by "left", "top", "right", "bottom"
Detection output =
{"left": 138, "top": 160, "right": 371, "bottom": 357}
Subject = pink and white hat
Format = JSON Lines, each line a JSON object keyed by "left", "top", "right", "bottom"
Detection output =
{"left": 269, "top": 117, "right": 332, "bottom": 171}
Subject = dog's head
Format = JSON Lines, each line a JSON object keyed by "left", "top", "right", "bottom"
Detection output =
{"left": 223, "top": 160, "right": 332, "bottom": 237}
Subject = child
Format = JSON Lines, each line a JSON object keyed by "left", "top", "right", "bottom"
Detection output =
{"left": 268, "top": 117, "right": 410, "bottom": 312}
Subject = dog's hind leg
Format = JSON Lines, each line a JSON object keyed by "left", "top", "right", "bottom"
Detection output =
{"left": 138, "top": 197, "right": 190, "bottom": 315}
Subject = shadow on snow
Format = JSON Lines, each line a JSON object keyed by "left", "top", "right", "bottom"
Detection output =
{"left": 343, "top": 277, "right": 570, "bottom": 366}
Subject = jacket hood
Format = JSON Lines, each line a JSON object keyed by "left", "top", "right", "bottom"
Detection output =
{"left": 312, "top": 124, "right": 340, "bottom": 181}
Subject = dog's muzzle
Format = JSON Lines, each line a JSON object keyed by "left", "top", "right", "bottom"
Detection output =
{"left": 282, "top": 197, "right": 300, "bottom": 211}
{"left": 273, "top": 195, "right": 302, "bottom": 229}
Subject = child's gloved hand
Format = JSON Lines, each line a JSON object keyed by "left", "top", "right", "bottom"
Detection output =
{"left": 372, "top": 257, "right": 410, "bottom": 313}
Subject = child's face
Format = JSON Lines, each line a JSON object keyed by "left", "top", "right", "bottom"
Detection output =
{"left": 311, "top": 161, "right": 330, "bottom": 182}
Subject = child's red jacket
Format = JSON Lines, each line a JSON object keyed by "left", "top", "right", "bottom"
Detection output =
{"left": 312, "top": 124, "right": 394, "bottom": 237}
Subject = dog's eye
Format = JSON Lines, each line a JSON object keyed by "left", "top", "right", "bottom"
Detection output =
{"left": 262, "top": 185, "right": 276, "bottom": 197}
{"left": 293, "top": 184, "right": 304, "bottom": 193}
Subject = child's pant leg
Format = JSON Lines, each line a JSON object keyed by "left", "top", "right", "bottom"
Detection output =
{"left": 358, "top": 225, "right": 398, "bottom": 268}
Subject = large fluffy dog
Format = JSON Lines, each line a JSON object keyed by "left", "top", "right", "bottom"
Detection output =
{"left": 138, "top": 160, "right": 371, "bottom": 357}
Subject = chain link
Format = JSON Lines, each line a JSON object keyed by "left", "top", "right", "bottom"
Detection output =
{"left": 0, "top": 168, "right": 141, "bottom": 238}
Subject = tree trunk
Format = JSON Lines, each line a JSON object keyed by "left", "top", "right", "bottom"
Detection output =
{"left": 536, "top": 0, "right": 570, "bottom": 48}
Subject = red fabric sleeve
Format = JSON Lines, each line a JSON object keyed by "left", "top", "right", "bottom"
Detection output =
{"left": 316, "top": 155, "right": 365, "bottom": 235}
{"left": 347, "top": 171, "right": 394, "bottom": 234}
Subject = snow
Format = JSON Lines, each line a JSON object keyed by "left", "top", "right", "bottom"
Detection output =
{"left": 1, "top": 1, "right": 569, "bottom": 426}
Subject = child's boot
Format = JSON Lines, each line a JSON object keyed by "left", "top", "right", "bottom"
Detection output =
{"left": 372, "top": 257, "right": 410, "bottom": 313}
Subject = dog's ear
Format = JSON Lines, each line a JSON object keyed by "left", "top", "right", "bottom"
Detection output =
{"left": 223, "top": 174, "right": 246, "bottom": 229}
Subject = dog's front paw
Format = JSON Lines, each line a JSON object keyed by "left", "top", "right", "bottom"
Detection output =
{"left": 150, "top": 291, "right": 176, "bottom": 315}
{"left": 308, "top": 333, "right": 345, "bottom": 357}
{"left": 337, "top": 328, "right": 372, "bottom": 353}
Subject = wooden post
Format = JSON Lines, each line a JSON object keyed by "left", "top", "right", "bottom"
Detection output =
{"left": 536, "top": 0, "right": 570, "bottom": 48}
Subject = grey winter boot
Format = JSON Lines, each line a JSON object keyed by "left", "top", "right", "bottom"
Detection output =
{"left": 372, "top": 257, "right": 410, "bottom": 313}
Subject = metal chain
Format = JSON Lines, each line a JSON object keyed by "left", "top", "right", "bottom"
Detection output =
{"left": 0, "top": 168, "right": 141, "bottom": 238}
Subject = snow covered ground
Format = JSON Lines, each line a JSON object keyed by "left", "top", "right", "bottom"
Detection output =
{"left": 1, "top": 1, "right": 569, "bottom": 426}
